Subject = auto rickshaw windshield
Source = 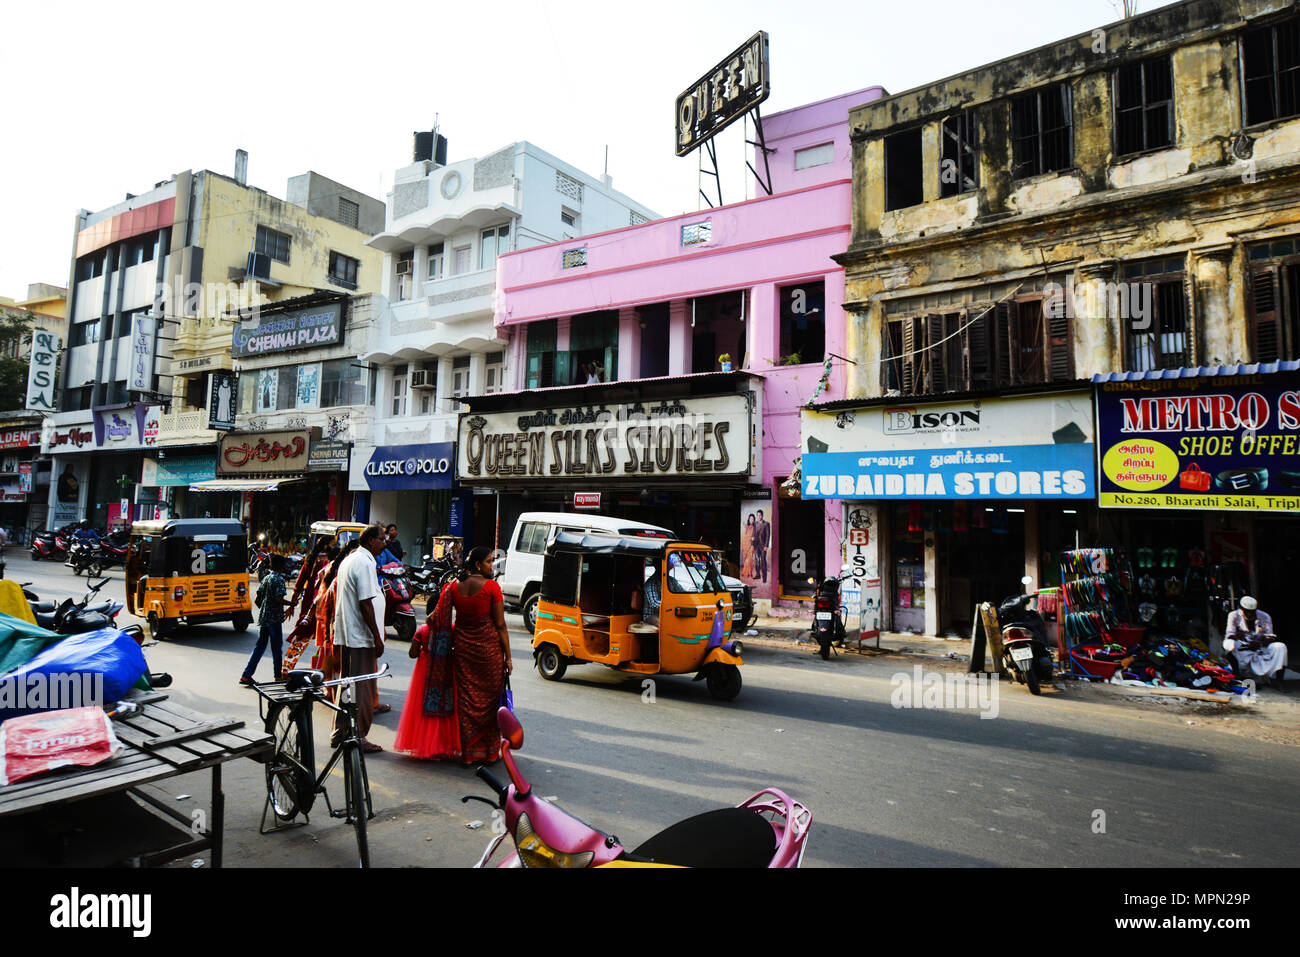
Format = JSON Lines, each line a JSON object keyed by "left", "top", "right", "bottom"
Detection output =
{"left": 666, "top": 550, "right": 727, "bottom": 594}
{"left": 153, "top": 535, "right": 247, "bottom": 575}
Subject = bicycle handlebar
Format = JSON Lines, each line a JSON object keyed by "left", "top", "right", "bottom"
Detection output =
{"left": 321, "top": 662, "right": 391, "bottom": 688}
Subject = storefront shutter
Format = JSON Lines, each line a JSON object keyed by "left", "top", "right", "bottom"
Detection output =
{"left": 1249, "top": 266, "right": 1281, "bottom": 363}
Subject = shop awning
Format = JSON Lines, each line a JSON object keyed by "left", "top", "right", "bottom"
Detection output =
{"left": 1092, "top": 360, "right": 1300, "bottom": 382}
{"left": 187, "top": 478, "right": 303, "bottom": 492}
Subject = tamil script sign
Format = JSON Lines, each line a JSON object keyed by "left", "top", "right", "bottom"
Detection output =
{"left": 1097, "top": 370, "right": 1300, "bottom": 512}
{"left": 25, "top": 330, "right": 60, "bottom": 412}
{"left": 800, "top": 392, "right": 1094, "bottom": 500}
{"left": 232, "top": 301, "right": 342, "bottom": 357}
{"left": 457, "top": 393, "right": 757, "bottom": 483}
{"left": 217, "top": 430, "right": 311, "bottom": 476}
{"left": 675, "top": 32, "right": 770, "bottom": 157}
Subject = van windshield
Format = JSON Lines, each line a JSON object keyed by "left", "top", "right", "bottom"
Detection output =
{"left": 665, "top": 550, "right": 726, "bottom": 594}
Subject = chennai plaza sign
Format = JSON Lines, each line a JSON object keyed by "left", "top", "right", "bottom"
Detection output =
{"left": 457, "top": 393, "right": 758, "bottom": 482}
{"left": 675, "top": 32, "right": 769, "bottom": 157}
{"left": 232, "top": 301, "right": 342, "bottom": 357}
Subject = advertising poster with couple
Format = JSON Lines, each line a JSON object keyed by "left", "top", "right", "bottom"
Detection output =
{"left": 739, "top": 491, "right": 772, "bottom": 598}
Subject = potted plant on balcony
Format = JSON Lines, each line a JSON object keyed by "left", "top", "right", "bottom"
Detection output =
{"left": 718, "top": 353, "right": 733, "bottom": 372}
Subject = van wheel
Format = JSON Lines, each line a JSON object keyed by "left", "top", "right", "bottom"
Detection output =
{"left": 706, "top": 664, "right": 742, "bottom": 701}
{"left": 536, "top": 644, "right": 566, "bottom": 681}
{"left": 522, "top": 593, "right": 540, "bottom": 634}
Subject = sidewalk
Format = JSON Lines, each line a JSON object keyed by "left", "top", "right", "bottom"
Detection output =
{"left": 742, "top": 612, "right": 968, "bottom": 661}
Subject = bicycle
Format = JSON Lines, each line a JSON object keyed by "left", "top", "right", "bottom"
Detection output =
{"left": 251, "top": 663, "right": 391, "bottom": 868}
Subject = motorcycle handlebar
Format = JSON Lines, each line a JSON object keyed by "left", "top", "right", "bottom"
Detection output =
{"left": 476, "top": 765, "right": 509, "bottom": 806}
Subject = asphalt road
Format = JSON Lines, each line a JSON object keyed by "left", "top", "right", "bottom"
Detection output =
{"left": 9, "top": 549, "right": 1300, "bottom": 868}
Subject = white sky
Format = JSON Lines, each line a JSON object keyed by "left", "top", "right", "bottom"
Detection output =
{"left": 0, "top": 0, "right": 1176, "bottom": 301}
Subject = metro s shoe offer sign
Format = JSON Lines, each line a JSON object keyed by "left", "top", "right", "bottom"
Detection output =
{"left": 1097, "top": 370, "right": 1300, "bottom": 512}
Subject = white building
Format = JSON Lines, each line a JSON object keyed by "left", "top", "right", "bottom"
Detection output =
{"left": 354, "top": 137, "right": 657, "bottom": 545}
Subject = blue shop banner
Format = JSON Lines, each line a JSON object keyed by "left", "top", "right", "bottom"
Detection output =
{"left": 363, "top": 442, "right": 456, "bottom": 490}
{"left": 802, "top": 443, "right": 1094, "bottom": 499}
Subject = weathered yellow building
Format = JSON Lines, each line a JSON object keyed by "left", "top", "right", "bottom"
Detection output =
{"left": 804, "top": 0, "right": 1300, "bottom": 642}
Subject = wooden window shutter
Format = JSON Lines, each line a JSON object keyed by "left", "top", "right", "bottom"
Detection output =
{"left": 900, "top": 317, "right": 919, "bottom": 394}
{"left": 1250, "top": 266, "right": 1281, "bottom": 363}
{"left": 995, "top": 302, "right": 1013, "bottom": 386}
{"left": 1047, "top": 303, "right": 1074, "bottom": 381}
{"left": 926, "top": 314, "right": 946, "bottom": 393}
{"left": 966, "top": 307, "right": 994, "bottom": 390}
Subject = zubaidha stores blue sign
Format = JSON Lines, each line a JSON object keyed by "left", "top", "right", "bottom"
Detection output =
{"left": 360, "top": 443, "right": 456, "bottom": 490}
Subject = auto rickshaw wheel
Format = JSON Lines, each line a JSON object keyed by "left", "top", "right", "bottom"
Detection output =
{"left": 232, "top": 613, "right": 253, "bottom": 633}
{"left": 148, "top": 612, "right": 174, "bottom": 640}
{"left": 522, "top": 593, "right": 540, "bottom": 634}
{"left": 706, "top": 664, "right": 742, "bottom": 701}
{"left": 536, "top": 643, "right": 567, "bottom": 681}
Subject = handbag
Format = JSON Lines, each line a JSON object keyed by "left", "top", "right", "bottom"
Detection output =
{"left": 1179, "top": 463, "right": 1210, "bottom": 491}
{"left": 500, "top": 675, "right": 514, "bottom": 713}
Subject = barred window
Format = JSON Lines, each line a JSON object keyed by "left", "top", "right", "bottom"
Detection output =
{"left": 562, "top": 247, "right": 587, "bottom": 269}
{"left": 681, "top": 221, "right": 712, "bottom": 246}
{"left": 939, "top": 111, "right": 979, "bottom": 197}
{"left": 629, "top": 210, "right": 650, "bottom": 226}
{"left": 1011, "top": 83, "right": 1073, "bottom": 178}
{"left": 1120, "top": 258, "right": 1190, "bottom": 372}
{"left": 338, "top": 197, "right": 360, "bottom": 229}
{"left": 255, "top": 225, "right": 291, "bottom": 264}
{"left": 1115, "top": 55, "right": 1174, "bottom": 155}
{"left": 1243, "top": 16, "right": 1300, "bottom": 126}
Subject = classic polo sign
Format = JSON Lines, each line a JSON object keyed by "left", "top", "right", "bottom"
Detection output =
{"left": 363, "top": 442, "right": 455, "bottom": 491}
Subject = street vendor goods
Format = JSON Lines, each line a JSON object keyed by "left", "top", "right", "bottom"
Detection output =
{"left": 0, "top": 706, "right": 122, "bottom": 786}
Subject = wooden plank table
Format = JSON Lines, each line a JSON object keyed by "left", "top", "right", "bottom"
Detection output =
{"left": 0, "top": 689, "right": 271, "bottom": 867}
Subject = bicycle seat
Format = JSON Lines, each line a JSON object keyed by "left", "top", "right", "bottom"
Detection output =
{"left": 284, "top": 669, "right": 325, "bottom": 692}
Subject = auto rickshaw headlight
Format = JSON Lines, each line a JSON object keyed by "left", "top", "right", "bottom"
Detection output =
{"left": 730, "top": 640, "right": 744, "bottom": 656}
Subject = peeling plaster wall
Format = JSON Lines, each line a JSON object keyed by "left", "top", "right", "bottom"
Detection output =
{"left": 838, "top": 0, "right": 1300, "bottom": 402}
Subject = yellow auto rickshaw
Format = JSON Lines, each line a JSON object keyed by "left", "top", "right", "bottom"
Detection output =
{"left": 126, "top": 519, "right": 253, "bottom": 638}
{"left": 309, "top": 520, "right": 366, "bottom": 551}
{"left": 532, "top": 532, "right": 744, "bottom": 700}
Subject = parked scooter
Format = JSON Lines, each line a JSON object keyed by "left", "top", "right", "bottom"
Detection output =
{"left": 379, "top": 561, "right": 417, "bottom": 641}
{"left": 997, "top": 576, "right": 1054, "bottom": 695}
{"left": 465, "top": 708, "right": 811, "bottom": 868}
{"left": 26, "top": 578, "right": 124, "bottom": 635}
{"left": 809, "top": 569, "right": 850, "bottom": 661}
{"left": 30, "top": 528, "right": 70, "bottom": 562}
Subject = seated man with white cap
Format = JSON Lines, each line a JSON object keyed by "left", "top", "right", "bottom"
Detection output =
{"left": 1223, "top": 596, "right": 1288, "bottom": 690}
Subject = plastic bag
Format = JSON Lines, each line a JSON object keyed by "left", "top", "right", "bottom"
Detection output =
{"left": 0, "top": 628, "right": 147, "bottom": 722}
{"left": 0, "top": 706, "right": 123, "bottom": 786}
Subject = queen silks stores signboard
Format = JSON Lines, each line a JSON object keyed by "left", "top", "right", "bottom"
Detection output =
{"left": 1097, "top": 369, "right": 1300, "bottom": 513}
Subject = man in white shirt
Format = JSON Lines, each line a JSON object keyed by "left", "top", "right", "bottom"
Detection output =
{"left": 332, "top": 523, "right": 388, "bottom": 750}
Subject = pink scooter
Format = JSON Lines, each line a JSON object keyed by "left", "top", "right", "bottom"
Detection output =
{"left": 464, "top": 708, "right": 811, "bottom": 868}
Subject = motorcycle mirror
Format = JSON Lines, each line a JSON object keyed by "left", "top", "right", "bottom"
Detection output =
{"left": 497, "top": 707, "right": 523, "bottom": 751}
{"left": 1021, "top": 575, "right": 1034, "bottom": 587}
{"left": 807, "top": 577, "right": 817, "bottom": 586}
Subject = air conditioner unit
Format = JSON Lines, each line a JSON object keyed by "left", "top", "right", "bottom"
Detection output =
{"left": 246, "top": 252, "right": 271, "bottom": 280}
{"left": 396, "top": 259, "right": 412, "bottom": 275}
{"left": 410, "top": 369, "right": 436, "bottom": 390}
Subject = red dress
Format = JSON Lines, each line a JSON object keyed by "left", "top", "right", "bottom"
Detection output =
{"left": 449, "top": 580, "right": 506, "bottom": 764}
{"left": 394, "top": 621, "right": 460, "bottom": 760}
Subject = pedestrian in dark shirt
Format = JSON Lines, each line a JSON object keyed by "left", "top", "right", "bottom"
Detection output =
{"left": 382, "top": 524, "right": 405, "bottom": 564}
{"left": 241, "top": 554, "right": 292, "bottom": 685}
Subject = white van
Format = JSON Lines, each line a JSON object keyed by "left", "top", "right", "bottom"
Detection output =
{"left": 499, "top": 512, "right": 672, "bottom": 632}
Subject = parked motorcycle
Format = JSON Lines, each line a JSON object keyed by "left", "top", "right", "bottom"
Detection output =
{"left": 465, "top": 707, "right": 811, "bottom": 868}
{"left": 379, "top": 561, "right": 417, "bottom": 641}
{"left": 809, "top": 569, "right": 849, "bottom": 660}
{"left": 30, "top": 528, "right": 70, "bottom": 562}
{"left": 26, "top": 578, "right": 124, "bottom": 635}
{"left": 85, "top": 537, "right": 129, "bottom": 578}
{"left": 997, "top": 576, "right": 1054, "bottom": 695}
{"left": 408, "top": 553, "right": 459, "bottom": 601}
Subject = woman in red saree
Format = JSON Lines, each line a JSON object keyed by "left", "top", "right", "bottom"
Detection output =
{"left": 397, "top": 546, "right": 511, "bottom": 763}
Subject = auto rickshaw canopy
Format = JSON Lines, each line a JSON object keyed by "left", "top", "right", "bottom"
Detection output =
{"left": 130, "top": 518, "right": 247, "bottom": 538}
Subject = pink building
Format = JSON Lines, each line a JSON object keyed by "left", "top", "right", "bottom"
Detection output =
{"left": 460, "top": 87, "right": 885, "bottom": 611}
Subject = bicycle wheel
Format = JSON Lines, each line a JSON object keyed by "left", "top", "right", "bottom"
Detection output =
{"left": 346, "top": 744, "right": 370, "bottom": 868}
{"left": 264, "top": 702, "right": 308, "bottom": 821}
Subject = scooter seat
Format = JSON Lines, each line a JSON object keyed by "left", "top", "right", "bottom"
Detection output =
{"left": 626, "top": 807, "right": 776, "bottom": 868}
{"left": 31, "top": 601, "right": 56, "bottom": 614}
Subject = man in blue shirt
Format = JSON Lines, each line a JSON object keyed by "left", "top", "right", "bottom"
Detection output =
{"left": 73, "top": 521, "right": 100, "bottom": 544}
{"left": 240, "top": 554, "right": 293, "bottom": 685}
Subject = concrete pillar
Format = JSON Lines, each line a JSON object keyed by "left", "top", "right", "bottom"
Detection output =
{"left": 413, "top": 245, "right": 429, "bottom": 296}
{"left": 555, "top": 316, "right": 571, "bottom": 352}
{"left": 1194, "top": 246, "right": 1237, "bottom": 365}
{"left": 618, "top": 307, "right": 641, "bottom": 382}
{"left": 747, "top": 283, "right": 775, "bottom": 372}
{"left": 1075, "top": 260, "right": 1119, "bottom": 378}
{"left": 436, "top": 356, "right": 453, "bottom": 413}
{"left": 923, "top": 531, "right": 939, "bottom": 637}
{"left": 469, "top": 352, "right": 487, "bottom": 396}
{"left": 1024, "top": 502, "right": 1040, "bottom": 590}
{"left": 668, "top": 299, "right": 691, "bottom": 375}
